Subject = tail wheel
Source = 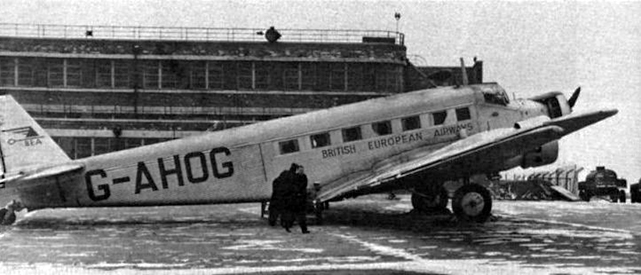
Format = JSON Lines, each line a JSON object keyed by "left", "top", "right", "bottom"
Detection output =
{"left": 411, "top": 185, "right": 448, "bottom": 213}
{"left": 452, "top": 184, "right": 492, "bottom": 223}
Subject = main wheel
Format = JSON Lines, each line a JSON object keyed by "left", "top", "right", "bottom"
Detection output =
{"left": 411, "top": 185, "right": 448, "bottom": 213}
{"left": 631, "top": 184, "right": 640, "bottom": 203}
{"left": 619, "top": 190, "right": 626, "bottom": 203}
{"left": 0, "top": 209, "right": 16, "bottom": 225}
{"left": 452, "top": 184, "right": 492, "bottom": 223}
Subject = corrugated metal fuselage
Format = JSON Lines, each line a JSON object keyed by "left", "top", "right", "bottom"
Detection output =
{"left": 36, "top": 83, "right": 544, "bottom": 208}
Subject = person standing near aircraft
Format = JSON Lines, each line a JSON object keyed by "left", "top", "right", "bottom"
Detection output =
{"left": 0, "top": 200, "right": 21, "bottom": 225}
{"left": 268, "top": 169, "right": 289, "bottom": 226}
{"left": 280, "top": 163, "right": 298, "bottom": 232}
{"left": 290, "top": 164, "right": 310, "bottom": 234}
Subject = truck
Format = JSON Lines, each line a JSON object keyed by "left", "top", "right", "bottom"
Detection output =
{"left": 578, "top": 166, "right": 627, "bottom": 203}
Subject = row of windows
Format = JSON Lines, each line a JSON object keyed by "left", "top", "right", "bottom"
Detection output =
{"left": 0, "top": 57, "right": 403, "bottom": 93}
{"left": 278, "top": 106, "right": 472, "bottom": 155}
{"left": 52, "top": 136, "right": 170, "bottom": 159}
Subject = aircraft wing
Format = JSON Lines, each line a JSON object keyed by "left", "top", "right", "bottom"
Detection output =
{"left": 315, "top": 109, "right": 617, "bottom": 202}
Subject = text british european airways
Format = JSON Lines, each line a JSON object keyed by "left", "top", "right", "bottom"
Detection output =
{"left": 85, "top": 147, "right": 233, "bottom": 201}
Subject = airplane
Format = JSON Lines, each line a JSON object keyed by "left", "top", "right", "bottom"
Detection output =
{"left": 0, "top": 66, "right": 617, "bottom": 225}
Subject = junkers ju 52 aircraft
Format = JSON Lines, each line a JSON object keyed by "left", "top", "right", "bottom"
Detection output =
{"left": 0, "top": 69, "right": 617, "bottom": 225}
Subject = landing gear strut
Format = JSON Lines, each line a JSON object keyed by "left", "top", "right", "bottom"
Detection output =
{"left": 452, "top": 183, "right": 492, "bottom": 223}
{"left": 411, "top": 185, "right": 449, "bottom": 213}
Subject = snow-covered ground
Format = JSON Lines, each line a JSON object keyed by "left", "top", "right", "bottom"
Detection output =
{"left": 0, "top": 196, "right": 639, "bottom": 274}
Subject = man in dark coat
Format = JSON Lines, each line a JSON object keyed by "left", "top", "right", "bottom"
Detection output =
{"left": 268, "top": 169, "right": 290, "bottom": 226}
{"left": 288, "top": 164, "right": 310, "bottom": 234}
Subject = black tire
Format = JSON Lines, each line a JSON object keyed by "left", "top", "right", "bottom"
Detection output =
{"left": 452, "top": 184, "right": 492, "bottom": 223}
{"left": 411, "top": 185, "right": 448, "bottom": 212}
{"left": 631, "top": 185, "right": 640, "bottom": 203}
{"left": 611, "top": 193, "right": 619, "bottom": 203}
{"left": 0, "top": 209, "right": 16, "bottom": 225}
{"left": 619, "top": 190, "right": 626, "bottom": 203}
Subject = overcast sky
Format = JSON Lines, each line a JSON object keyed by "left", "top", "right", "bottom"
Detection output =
{"left": 1, "top": 0, "right": 640, "bottom": 182}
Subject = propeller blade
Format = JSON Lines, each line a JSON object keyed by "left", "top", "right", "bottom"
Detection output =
{"left": 568, "top": 87, "right": 580, "bottom": 108}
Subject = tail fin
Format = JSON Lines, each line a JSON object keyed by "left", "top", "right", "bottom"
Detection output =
{"left": 0, "top": 95, "right": 70, "bottom": 174}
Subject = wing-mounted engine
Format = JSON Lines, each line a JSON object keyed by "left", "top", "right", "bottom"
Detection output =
{"left": 520, "top": 141, "right": 559, "bottom": 168}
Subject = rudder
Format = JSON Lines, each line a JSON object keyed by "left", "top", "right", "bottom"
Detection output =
{"left": 0, "top": 95, "right": 70, "bottom": 174}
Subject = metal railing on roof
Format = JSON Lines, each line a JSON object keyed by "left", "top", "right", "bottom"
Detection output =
{"left": 0, "top": 23, "right": 404, "bottom": 45}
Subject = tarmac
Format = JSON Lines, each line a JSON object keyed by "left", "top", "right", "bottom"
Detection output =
{"left": 0, "top": 195, "right": 640, "bottom": 274}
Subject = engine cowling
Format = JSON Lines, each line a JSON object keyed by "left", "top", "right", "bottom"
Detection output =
{"left": 520, "top": 141, "right": 559, "bottom": 168}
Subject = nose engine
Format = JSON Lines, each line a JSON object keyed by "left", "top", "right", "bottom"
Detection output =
{"left": 530, "top": 87, "right": 580, "bottom": 119}
{"left": 536, "top": 93, "right": 571, "bottom": 118}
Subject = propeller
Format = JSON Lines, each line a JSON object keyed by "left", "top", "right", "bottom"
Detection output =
{"left": 568, "top": 86, "right": 580, "bottom": 108}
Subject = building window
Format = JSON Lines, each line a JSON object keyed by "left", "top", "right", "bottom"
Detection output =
{"left": 66, "top": 59, "right": 82, "bottom": 87}
{"left": 95, "top": 60, "right": 112, "bottom": 88}
{"left": 301, "top": 63, "right": 316, "bottom": 91}
{"left": 372, "top": 121, "right": 392, "bottom": 136}
{"left": 362, "top": 64, "right": 376, "bottom": 91}
{"left": 190, "top": 61, "right": 207, "bottom": 89}
{"left": 456, "top": 107, "right": 471, "bottom": 121}
{"left": 279, "top": 139, "right": 300, "bottom": 155}
{"left": 347, "top": 63, "right": 363, "bottom": 91}
{"left": 433, "top": 111, "right": 447, "bottom": 125}
{"left": 144, "top": 138, "right": 164, "bottom": 145}
{"left": 48, "top": 59, "right": 65, "bottom": 87}
{"left": 208, "top": 62, "right": 224, "bottom": 90}
{"left": 330, "top": 63, "right": 345, "bottom": 91}
{"left": 255, "top": 62, "right": 270, "bottom": 90}
{"left": 143, "top": 61, "right": 159, "bottom": 89}
{"left": 17, "top": 58, "right": 34, "bottom": 86}
{"left": 0, "top": 58, "right": 16, "bottom": 86}
{"left": 315, "top": 63, "right": 330, "bottom": 91}
{"left": 402, "top": 116, "right": 421, "bottom": 131}
{"left": 237, "top": 62, "right": 253, "bottom": 90}
{"left": 283, "top": 62, "right": 299, "bottom": 90}
{"left": 310, "top": 132, "right": 331, "bottom": 148}
{"left": 75, "top": 137, "right": 92, "bottom": 159}
{"left": 94, "top": 137, "right": 112, "bottom": 156}
{"left": 113, "top": 60, "right": 131, "bottom": 88}
{"left": 124, "top": 138, "right": 143, "bottom": 149}
{"left": 160, "top": 60, "right": 182, "bottom": 89}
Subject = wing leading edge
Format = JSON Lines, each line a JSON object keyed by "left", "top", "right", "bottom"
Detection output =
{"left": 315, "top": 109, "right": 618, "bottom": 203}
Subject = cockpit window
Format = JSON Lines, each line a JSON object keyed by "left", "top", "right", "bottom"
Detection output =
{"left": 482, "top": 86, "right": 509, "bottom": 106}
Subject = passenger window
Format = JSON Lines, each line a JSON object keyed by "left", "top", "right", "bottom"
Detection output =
{"left": 371, "top": 121, "right": 392, "bottom": 136}
{"left": 456, "top": 107, "right": 471, "bottom": 121}
{"left": 278, "top": 139, "right": 300, "bottom": 155}
{"left": 342, "top": 126, "right": 362, "bottom": 142}
{"left": 432, "top": 111, "right": 447, "bottom": 125}
{"left": 401, "top": 116, "right": 421, "bottom": 131}
{"left": 310, "top": 132, "right": 331, "bottom": 148}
